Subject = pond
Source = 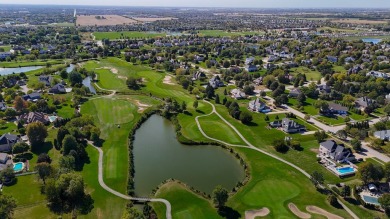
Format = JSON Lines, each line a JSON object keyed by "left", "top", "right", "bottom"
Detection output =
{"left": 362, "top": 38, "right": 382, "bottom": 44}
{"left": 82, "top": 76, "right": 96, "bottom": 94}
{"left": 133, "top": 115, "right": 245, "bottom": 197}
{"left": 66, "top": 64, "right": 75, "bottom": 73}
{"left": 0, "top": 66, "right": 43, "bottom": 76}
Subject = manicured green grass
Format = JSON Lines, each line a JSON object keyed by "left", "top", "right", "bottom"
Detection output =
{"left": 0, "top": 121, "right": 18, "bottom": 135}
{"left": 197, "top": 30, "right": 265, "bottom": 37}
{"left": 198, "top": 113, "right": 246, "bottom": 145}
{"left": 81, "top": 98, "right": 138, "bottom": 192}
{"left": 333, "top": 65, "right": 347, "bottom": 74}
{"left": 0, "top": 45, "right": 12, "bottom": 52}
{"left": 317, "top": 115, "right": 345, "bottom": 126}
{"left": 228, "top": 147, "right": 351, "bottom": 218}
{"left": 152, "top": 182, "right": 222, "bottom": 219}
{"left": 288, "top": 97, "right": 319, "bottom": 116}
{"left": 93, "top": 31, "right": 166, "bottom": 40}
{"left": 290, "top": 66, "right": 322, "bottom": 81}
{"left": 95, "top": 69, "right": 127, "bottom": 90}
{"left": 0, "top": 60, "right": 65, "bottom": 68}
{"left": 317, "top": 27, "right": 359, "bottom": 33}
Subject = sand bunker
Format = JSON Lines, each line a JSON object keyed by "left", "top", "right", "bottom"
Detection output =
{"left": 306, "top": 206, "right": 343, "bottom": 219}
{"left": 97, "top": 67, "right": 118, "bottom": 74}
{"left": 117, "top": 75, "right": 127, "bottom": 80}
{"left": 134, "top": 100, "right": 151, "bottom": 113}
{"left": 163, "top": 75, "right": 175, "bottom": 85}
{"left": 245, "top": 208, "right": 270, "bottom": 219}
{"left": 288, "top": 203, "right": 311, "bottom": 219}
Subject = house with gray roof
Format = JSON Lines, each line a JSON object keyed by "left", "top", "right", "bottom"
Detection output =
{"left": 209, "top": 76, "right": 224, "bottom": 89}
{"left": 0, "top": 133, "right": 20, "bottom": 152}
{"left": 39, "top": 75, "right": 52, "bottom": 86}
{"left": 281, "top": 118, "right": 305, "bottom": 133}
{"left": 325, "top": 102, "right": 348, "bottom": 115}
{"left": 249, "top": 98, "right": 269, "bottom": 112}
{"left": 0, "top": 153, "right": 12, "bottom": 171}
{"left": 288, "top": 88, "right": 301, "bottom": 98}
{"left": 49, "top": 83, "right": 66, "bottom": 94}
{"left": 319, "top": 140, "right": 355, "bottom": 162}
{"left": 355, "top": 97, "right": 375, "bottom": 111}
{"left": 18, "top": 112, "right": 49, "bottom": 125}
{"left": 374, "top": 130, "right": 390, "bottom": 141}
{"left": 23, "top": 92, "right": 41, "bottom": 101}
{"left": 231, "top": 88, "right": 246, "bottom": 100}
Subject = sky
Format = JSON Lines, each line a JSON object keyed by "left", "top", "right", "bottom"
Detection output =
{"left": 1, "top": 0, "right": 390, "bottom": 8}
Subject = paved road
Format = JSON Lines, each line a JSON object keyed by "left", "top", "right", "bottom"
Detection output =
{"left": 197, "top": 100, "right": 359, "bottom": 219}
{"left": 91, "top": 144, "right": 172, "bottom": 219}
{"left": 362, "top": 142, "right": 390, "bottom": 163}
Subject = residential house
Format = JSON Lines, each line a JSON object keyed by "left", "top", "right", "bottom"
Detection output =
{"left": 49, "top": 83, "right": 66, "bottom": 94}
{"left": 248, "top": 98, "right": 269, "bottom": 112}
{"left": 366, "top": 71, "right": 389, "bottom": 79}
{"left": 39, "top": 75, "right": 52, "bottom": 86}
{"left": 245, "top": 65, "right": 258, "bottom": 72}
{"left": 374, "top": 130, "right": 390, "bottom": 140}
{"left": 288, "top": 88, "right": 301, "bottom": 98}
{"left": 317, "top": 84, "right": 331, "bottom": 94}
{"left": 326, "top": 102, "right": 348, "bottom": 115}
{"left": 319, "top": 140, "right": 355, "bottom": 162}
{"left": 209, "top": 76, "right": 224, "bottom": 89}
{"left": 355, "top": 97, "right": 375, "bottom": 111}
{"left": 253, "top": 77, "right": 263, "bottom": 85}
{"left": 345, "top": 57, "right": 356, "bottom": 63}
{"left": 281, "top": 118, "right": 305, "bottom": 133}
{"left": 0, "top": 102, "right": 7, "bottom": 111}
{"left": 18, "top": 112, "right": 49, "bottom": 125}
{"left": 22, "top": 92, "right": 41, "bottom": 101}
{"left": 348, "top": 65, "right": 363, "bottom": 75}
{"left": 245, "top": 57, "right": 255, "bottom": 65}
{"left": 327, "top": 56, "right": 338, "bottom": 63}
{"left": 192, "top": 71, "right": 206, "bottom": 81}
{"left": 0, "top": 52, "right": 11, "bottom": 59}
{"left": 231, "top": 89, "right": 246, "bottom": 100}
{"left": 0, "top": 153, "right": 12, "bottom": 171}
{"left": 0, "top": 134, "right": 20, "bottom": 152}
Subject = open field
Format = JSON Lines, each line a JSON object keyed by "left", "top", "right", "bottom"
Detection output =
{"left": 132, "top": 17, "right": 176, "bottom": 22}
{"left": 331, "top": 18, "right": 389, "bottom": 25}
{"left": 290, "top": 66, "right": 322, "bottom": 81}
{"left": 93, "top": 31, "right": 166, "bottom": 40}
{"left": 317, "top": 27, "right": 359, "bottom": 33}
{"left": 77, "top": 15, "right": 137, "bottom": 26}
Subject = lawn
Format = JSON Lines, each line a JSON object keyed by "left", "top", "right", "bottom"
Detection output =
{"left": 95, "top": 68, "right": 127, "bottom": 90}
{"left": 288, "top": 97, "right": 319, "bottom": 116}
{"left": 152, "top": 182, "right": 222, "bottom": 219}
{"left": 290, "top": 66, "right": 322, "bottom": 81}
{"left": 198, "top": 113, "right": 246, "bottom": 145}
{"left": 0, "top": 60, "right": 65, "bottom": 68}
{"left": 93, "top": 31, "right": 166, "bottom": 40}
{"left": 333, "top": 65, "right": 347, "bottom": 74}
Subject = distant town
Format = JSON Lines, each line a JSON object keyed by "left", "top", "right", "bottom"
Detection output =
{"left": 0, "top": 4, "right": 390, "bottom": 219}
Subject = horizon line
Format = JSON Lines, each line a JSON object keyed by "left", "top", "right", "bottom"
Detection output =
{"left": 0, "top": 3, "right": 390, "bottom": 9}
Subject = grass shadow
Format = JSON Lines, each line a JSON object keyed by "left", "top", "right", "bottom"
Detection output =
{"left": 196, "top": 109, "right": 205, "bottom": 114}
{"left": 32, "top": 141, "right": 53, "bottom": 155}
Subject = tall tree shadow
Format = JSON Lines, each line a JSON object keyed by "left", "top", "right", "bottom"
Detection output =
{"left": 218, "top": 206, "right": 241, "bottom": 219}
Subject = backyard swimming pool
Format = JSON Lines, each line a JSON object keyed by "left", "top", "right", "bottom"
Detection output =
{"left": 362, "top": 195, "right": 380, "bottom": 205}
{"left": 13, "top": 162, "right": 24, "bottom": 173}
{"left": 48, "top": 116, "right": 58, "bottom": 123}
{"left": 336, "top": 166, "right": 356, "bottom": 176}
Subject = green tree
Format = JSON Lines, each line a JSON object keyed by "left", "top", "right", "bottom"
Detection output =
{"left": 384, "top": 103, "right": 390, "bottom": 117}
{"left": 341, "top": 185, "right": 351, "bottom": 198}
{"left": 384, "top": 162, "right": 390, "bottom": 181}
{"left": 297, "top": 93, "right": 306, "bottom": 105}
{"left": 379, "top": 193, "right": 390, "bottom": 216}
{"left": 13, "top": 96, "right": 26, "bottom": 112}
{"left": 314, "top": 131, "right": 327, "bottom": 142}
{"left": 310, "top": 171, "right": 324, "bottom": 188}
{"left": 68, "top": 71, "right": 83, "bottom": 86}
{"left": 358, "top": 162, "right": 384, "bottom": 184}
{"left": 212, "top": 186, "right": 229, "bottom": 208}
{"left": 193, "top": 100, "right": 198, "bottom": 110}
{"left": 62, "top": 135, "right": 78, "bottom": 156}
{"left": 314, "top": 100, "right": 329, "bottom": 113}
{"left": 37, "top": 153, "right": 52, "bottom": 164}
{"left": 215, "top": 94, "right": 220, "bottom": 104}
{"left": 181, "top": 101, "right": 187, "bottom": 112}
{"left": 351, "top": 138, "right": 362, "bottom": 151}
{"left": 45, "top": 173, "right": 93, "bottom": 217}
{"left": 0, "top": 192, "right": 17, "bottom": 219}
{"left": 327, "top": 194, "right": 339, "bottom": 207}
{"left": 126, "top": 77, "right": 140, "bottom": 90}
{"left": 239, "top": 111, "right": 253, "bottom": 124}
{"left": 35, "top": 162, "right": 52, "bottom": 184}
{"left": 12, "top": 142, "right": 30, "bottom": 154}
{"left": 26, "top": 122, "right": 48, "bottom": 150}
{"left": 60, "top": 69, "right": 68, "bottom": 79}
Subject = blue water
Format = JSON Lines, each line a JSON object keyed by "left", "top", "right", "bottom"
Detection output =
{"left": 362, "top": 38, "right": 382, "bottom": 44}
{"left": 337, "top": 167, "right": 355, "bottom": 174}
{"left": 49, "top": 116, "right": 58, "bottom": 122}
{"left": 82, "top": 76, "right": 97, "bottom": 94}
{"left": 0, "top": 66, "right": 43, "bottom": 75}
{"left": 13, "top": 162, "right": 23, "bottom": 172}
{"left": 362, "top": 195, "right": 380, "bottom": 205}
{"left": 66, "top": 64, "right": 75, "bottom": 73}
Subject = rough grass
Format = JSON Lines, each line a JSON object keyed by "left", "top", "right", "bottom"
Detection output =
{"left": 290, "top": 66, "right": 322, "bottom": 81}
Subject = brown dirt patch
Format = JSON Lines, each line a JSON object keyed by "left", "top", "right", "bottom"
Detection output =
{"left": 306, "top": 206, "right": 343, "bottom": 219}
{"left": 76, "top": 15, "right": 137, "bottom": 26}
{"left": 288, "top": 203, "right": 311, "bottom": 219}
{"left": 245, "top": 208, "right": 270, "bottom": 219}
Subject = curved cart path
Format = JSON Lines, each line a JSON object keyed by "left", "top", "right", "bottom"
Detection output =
{"left": 91, "top": 145, "right": 172, "bottom": 219}
{"left": 196, "top": 100, "right": 359, "bottom": 219}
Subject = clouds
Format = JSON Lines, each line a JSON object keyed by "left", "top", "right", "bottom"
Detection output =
{"left": 1, "top": 0, "right": 390, "bottom": 8}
